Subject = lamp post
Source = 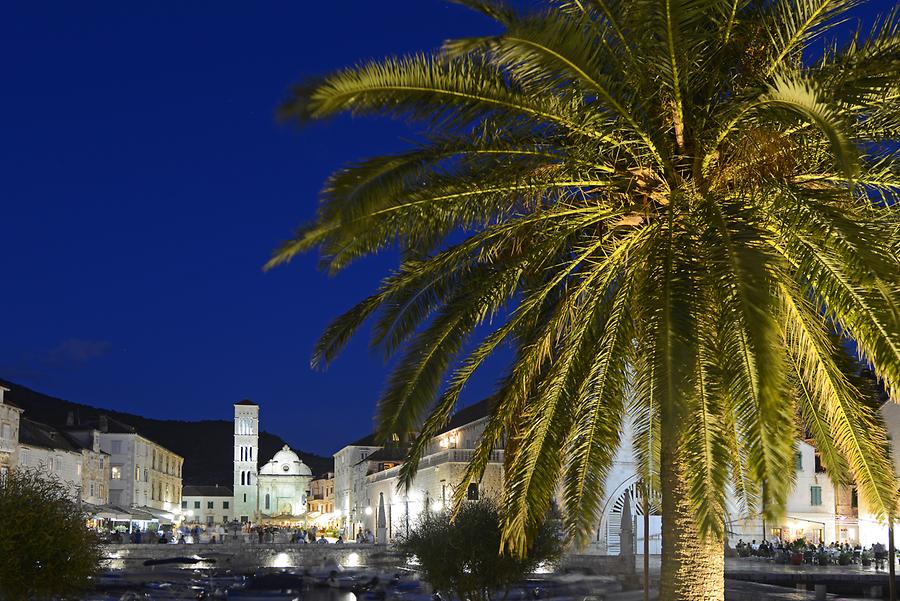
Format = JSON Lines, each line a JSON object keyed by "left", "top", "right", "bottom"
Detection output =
{"left": 889, "top": 517, "right": 896, "bottom": 601}
{"left": 641, "top": 482, "right": 650, "bottom": 601}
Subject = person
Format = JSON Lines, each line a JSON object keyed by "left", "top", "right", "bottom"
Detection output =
{"left": 356, "top": 531, "right": 364, "bottom": 544}
{"left": 874, "top": 542, "right": 886, "bottom": 570}
{"left": 336, "top": 535, "right": 344, "bottom": 544}
{"left": 317, "top": 535, "right": 328, "bottom": 544}
{"left": 257, "top": 527, "right": 264, "bottom": 544}
{"left": 366, "top": 529, "right": 375, "bottom": 544}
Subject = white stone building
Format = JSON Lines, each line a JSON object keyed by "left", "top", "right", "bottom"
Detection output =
{"left": 72, "top": 415, "right": 183, "bottom": 511}
{"left": 16, "top": 418, "right": 86, "bottom": 500}
{"left": 230, "top": 400, "right": 315, "bottom": 524}
{"left": 233, "top": 400, "right": 259, "bottom": 522}
{"left": 336, "top": 396, "right": 900, "bottom": 552}
{"left": 63, "top": 427, "right": 111, "bottom": 506}
{"left": 341, "top": 399, "right": 506, "bottom": 542}
{"left": 0, "top": 386, "right": 22, "bottom": 479}
{"left": 334, "top": 434, "right": 381, "bottom": 537}
{"left": 182, "top": 484, "right": 233, "bottom": 526}
{"left": 258, "top": 446, "right": 313, "bottom": 520}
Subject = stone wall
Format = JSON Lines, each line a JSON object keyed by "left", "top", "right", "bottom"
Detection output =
{"left": 102, "top": 544, "right": 637, "bottom": 577}
{"left": 103, "top": 543, "right": 404, "bottom": 574}
{"left": 560, "top": 553, "right": 635, "bottom": 575}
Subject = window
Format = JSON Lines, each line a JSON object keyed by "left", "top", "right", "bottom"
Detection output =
{"left": 111, "top": 466, "right": 122, "bottom": 480}
{"left": 241, "top": 515, "right": 248, "bottom": 523}
{"left": 1, "top": 423, "right": 11, "bottom": 439}
{"left": 851, "top": 487, "right": 859, "bottom": 509}
{"left": 144, "top": 468, "right": 149, "bottom": 482}
{"left": 265, "top": 494, "right": 270, "bottom": 510}
{"left": 90, "top": 483, "right": 95, "bottom": 496}
{"left": 466, "top": 483, "right": 479, "bottom": 501}
{"left": 207, "top": 515, "right": 214, "bottom": 526}
{"left": 111, "top": 440, "right": 122, "bottom": 454}
{"left": 194, "top": 501, "right": 201, "bottom": 509}
{"left": 223, "top": 516, "right": 229, "bottom": 523}
{"left": 135, "top": 466, "right": 141, "bottom": 480}
{"left": 241, "top": 472, "right": 245, "bottom": 486}
{"left": 182, "top": 501, "right": 187, "bottom": 509}
{"left": 208, "top": 501, "right": 214, "bottom": 509}
{"left": 243, "top": 494, "right": 247, "bottom": 503}
{"left": 77, "top": 463, "right": 82, "bottom": 476}
{"left": 794, "top": 452, "right": 803, "bottom": 471}
{"left": 223, "top": 501, "right": 229, "bottom": 509}
{"left": 811, "top": 486, "right": 822, "bottom": 506}
{"left": 814, "top": 453, "right": 825, "bottom": 473}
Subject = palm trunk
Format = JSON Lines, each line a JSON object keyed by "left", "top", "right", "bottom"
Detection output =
{"left": 659, "top": 443, "right": 724, "bottom": 601}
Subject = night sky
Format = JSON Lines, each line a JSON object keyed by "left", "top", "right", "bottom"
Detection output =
{"left": 0, "top": 2, "right": 886, "bottom": 456}
{"left": 0, "top": 1, "right": 499, "bottom": 455}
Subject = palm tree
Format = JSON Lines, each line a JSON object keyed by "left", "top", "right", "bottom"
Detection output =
{"left": 269, "top": 2, "right": 900, "bottom": 599}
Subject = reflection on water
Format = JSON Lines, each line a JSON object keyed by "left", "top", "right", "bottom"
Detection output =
{"left": 305, "top": 589, "right": 357, "bottom": 601}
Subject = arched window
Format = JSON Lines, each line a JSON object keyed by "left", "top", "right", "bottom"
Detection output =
{"left": 249, "top": 447, "right": 252, "bottom": 460}
{"left": 265, "top": 494, "right": 270, "bottom": 510}
{"left": 241, "top": 472, "right": 245, "bottom": 486}
{"left": 247, "top": 472, "right": 251, "bottom": 485}
{"left": 466, "top": 482, "right": 479, "bottom": 501}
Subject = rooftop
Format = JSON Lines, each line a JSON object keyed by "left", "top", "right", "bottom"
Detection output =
{"left": 183, "top": 485, "right": 233, "bottom": 497}
{"left": 19, "top": 418, "right": 80, "bottom": 453}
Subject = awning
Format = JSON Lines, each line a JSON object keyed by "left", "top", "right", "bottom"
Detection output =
{"left": 93, "top": 504, "right": 133, "bottom": 520}
{"left": 135, "top": 506, "right": 175, "bottom": 524}
{"left": 128, "top": 508, "right": 157, "bottom": 522}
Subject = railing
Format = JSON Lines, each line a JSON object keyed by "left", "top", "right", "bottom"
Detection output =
{"left": 366, "top": 449, "right": 504, "bottom": 484}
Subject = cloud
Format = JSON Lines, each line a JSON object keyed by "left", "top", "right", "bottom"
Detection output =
{"left": 43, "top": 339, "right": 113, "bottom": 366}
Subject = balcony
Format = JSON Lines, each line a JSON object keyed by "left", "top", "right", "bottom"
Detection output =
{"left": 366, "top": 449, "right": 504, "bottom": 484}
{"left": 0, "top": 438, "right": 15, "bottom": 454}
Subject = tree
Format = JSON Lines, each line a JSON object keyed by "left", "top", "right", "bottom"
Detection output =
{"left": 0, "top": 468, "right": 102, "bottom": 601}
{"left": 269, "top": 2, "right": 900, "bottom": 599}
{"left": 398, "top": 499, "right": 564, "bottom": 601}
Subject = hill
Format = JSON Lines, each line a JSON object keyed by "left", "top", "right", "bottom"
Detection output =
{"left": 0, "top": 379, "right": 333, "bottom": 485}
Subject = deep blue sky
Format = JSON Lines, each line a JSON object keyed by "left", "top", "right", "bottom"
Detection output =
{"left": 0, "top": 1, "right": 500, "bottom": 455}
{"left": 0, "top": 1, "right": 887, "bottom": 456}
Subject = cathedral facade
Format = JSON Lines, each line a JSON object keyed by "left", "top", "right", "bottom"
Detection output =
{"left": 232, "top": 400, "right": 312, "bottom": 524}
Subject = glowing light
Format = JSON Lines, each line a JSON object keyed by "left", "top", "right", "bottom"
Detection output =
{"left": 270, "top": 552, "right": 292, "bottom": 568}
{"left": 364, "top": 506, "right": 373, "bottom": 516}
{"left": 431, "top": 501, "right": 444, "bottom": 512}
{"left": 346, "top": 552, "right": 360, "bottom": 567}
{"left": 334, "top": 509, "right": 342, "bottom": 518}
{"left": 534, "top": 561, "right": 553, "bottom": 574}
{"left": 439, "top": 438, "right": 449, "bottom": 448}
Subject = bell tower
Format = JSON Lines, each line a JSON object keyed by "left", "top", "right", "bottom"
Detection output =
{"left": 233, "top": 400, "right": 259, "bottom": 522}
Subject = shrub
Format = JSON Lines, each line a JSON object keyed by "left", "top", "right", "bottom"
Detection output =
{"left": 0, "top": 468, "right": 102, "bottom": 601}
{"left": 397, "top": 499, "right": 565, "bottom": 601}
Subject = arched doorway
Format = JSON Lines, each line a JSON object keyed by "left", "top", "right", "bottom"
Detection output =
{"left": 600, "top": 479, "right": 662, "bottom": 555}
